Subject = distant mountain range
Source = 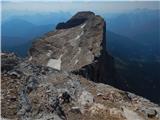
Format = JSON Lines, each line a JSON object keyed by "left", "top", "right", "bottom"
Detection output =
{"left": 2, "top": 12, "right": 72, "bottom": 57}
{"left": 107, "top": 9, "right": 159, "bottom": 37}
{"left": 106, "top": 9, "right": 160, "bottom": 62}
{"left": 2, "top": 19, "right": 55, "bottom": 56}
{"left": 104, "top": 9, "right": 160, "bottom": 103}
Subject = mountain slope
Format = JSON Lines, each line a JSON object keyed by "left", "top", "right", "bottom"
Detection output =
{"left": 107, "top": 9, "right": 160, "bottom": 61}
{"left": 106, "top": 30, "right": 160, "bottom": 103}
{"left": 107, "top": 9, "right": 160, "bottom": 38}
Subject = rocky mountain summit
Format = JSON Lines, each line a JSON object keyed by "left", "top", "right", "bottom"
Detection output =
{"left": 1, "top": 11, "right": 160, "bottom": 120}
{"left": 29, "top": 11, "right": 115, "bottom": 84}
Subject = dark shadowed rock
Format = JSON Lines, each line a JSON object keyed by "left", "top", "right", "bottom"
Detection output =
{"left": 1, "top": 52, "right": 20, "bottom": 72}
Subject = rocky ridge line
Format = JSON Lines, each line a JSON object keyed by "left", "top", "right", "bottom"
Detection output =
{"left": 1, "top": 11, "right": 160, "bottom": 120}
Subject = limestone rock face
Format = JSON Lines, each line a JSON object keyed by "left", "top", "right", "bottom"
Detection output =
{"left": 29, "top": 11, "right": 115, "bottom": 83}
{"left": 29, "top": 12, "right": 104, "bottom": 70}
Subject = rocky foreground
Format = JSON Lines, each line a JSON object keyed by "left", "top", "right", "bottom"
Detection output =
{"left": 1, "top": 12, "right": 160, "bottom": 120}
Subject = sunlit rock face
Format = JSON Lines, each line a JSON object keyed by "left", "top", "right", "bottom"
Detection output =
{"left": 29, "top": 12, "right": 105, "bottom": 71}
{"left": 29, "top": 11, "right": 115, "bottom": 83}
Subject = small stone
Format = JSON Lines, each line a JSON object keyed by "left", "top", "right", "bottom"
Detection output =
{"left": 61, "top": 91, "right": 71, "bottom": 103}
{"left": 70, "top": 107, "right": 81, "bottom": 113}
{"left": 26, "top": 76, "right": 38, "bottom": 93}
{"left": 126, "top": 92, "right": 136, "bottom": 100}
{"left": 109, "top": 107, "right": 124, "bottom": 118}
{"left": 10, "top": 96, "right": 17, "bottom": 101}
{"left": 46, "top": 89, "right": 52, "bottom": 93}
{"left": 78, "top": 91, "right": 94, "bottom": 106}
{"left": 9, "top": 71, "right": 21, "bottom": 78}
{"left": 142, "top": 108, "right": 157, "bottom": 118}
{"left": 89, "top": 103, "right": 106, "bottom": 115}
{"left": 97, "top": 93, "right": 104, "bottom": 97}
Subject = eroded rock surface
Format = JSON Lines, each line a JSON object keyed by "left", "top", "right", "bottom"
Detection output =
{"left": 1, "top": 11, "right": 160, "bottom": 120}
{"left": 29, "top": 12, "right": 104, "bottom": 70}
{"left": 2, "top": 62, "right": 160, "bottom": 120}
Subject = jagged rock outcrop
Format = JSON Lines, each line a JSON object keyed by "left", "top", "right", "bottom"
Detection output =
{"left": 1, "top": 12, "right": 160, "bottom": 120}
{"left": 1, "top": 57, "right": 160, "bottom": 120}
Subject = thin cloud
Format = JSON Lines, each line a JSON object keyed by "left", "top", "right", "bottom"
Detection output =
{"left": 2, "top": 1, "right": 159, "bottom": 14}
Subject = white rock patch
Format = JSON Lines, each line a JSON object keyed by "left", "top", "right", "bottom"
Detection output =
{"left": 75, "top": 31, "right": 84, "bottom": 40}
{"left": 47, "top": 53, "right": 51, "bottom": 57}
{"left": 78, "top": 91, "right": 94, "bottom": 106}
{"left": 80, "top": 31, "right": 84, "bottom": 36}
{"left": 81, "top": 23, "right": 86, "bottom": 28}
{"left": 75, "top": 35, "right": 80, "bottom": 40}
{"left": 123, "top": 107, "right": 144, "bottom": 120}
{"left": 70, "top": 30, "right": 84, "bottom": 46}
{"left": 78, "top": 91, "right": 94, "bottom": 113}
{"left": 73, "top": 47, "right": 81, "bottom": 60}
{"left": 47, "top": 54, "right": 63, "bottom": 70}
{"left": 47, "top": 59, "right": 61, "bottom": 70}
{"left": 46, "top": 50, "right": 52, "bottom": 57}
{"left": 74, "top": 59, "right": 79, "bottom": 65}
{"left": 47, "top": 58, "right": 61, "bottom": 70}
{"left": 29, "top": 56, "right": 32, "bottom": 61}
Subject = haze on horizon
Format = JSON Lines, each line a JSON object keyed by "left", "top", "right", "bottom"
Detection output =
{"left": 2, "top": 1, "right": 159, "bottom": 20}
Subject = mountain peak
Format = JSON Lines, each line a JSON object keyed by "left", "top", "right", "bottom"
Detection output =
{"left": 29, "top": 11, "right": 113, "bottom": 83}
{"left": 56, "top": 11, "right": 97, "bottom": 29}
{"left": 71, "top": 11, "right": 95, "bottom": 19}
